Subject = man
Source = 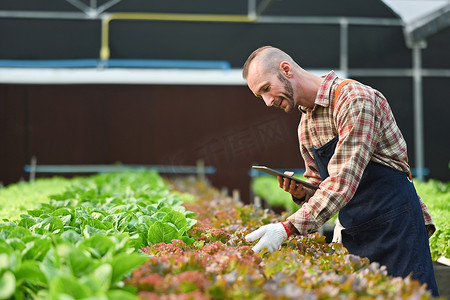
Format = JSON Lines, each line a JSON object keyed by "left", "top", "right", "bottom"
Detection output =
{"left": 243, "top": 46, "right": 439, "bottom": 296}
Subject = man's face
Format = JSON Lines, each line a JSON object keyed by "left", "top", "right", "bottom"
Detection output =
{"left": 247, "top": 62, "right": 295, "bottom": 113}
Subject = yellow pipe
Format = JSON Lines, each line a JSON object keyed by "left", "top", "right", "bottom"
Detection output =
{"left": 100, "top": 12, "right": 256, "bottom": 60}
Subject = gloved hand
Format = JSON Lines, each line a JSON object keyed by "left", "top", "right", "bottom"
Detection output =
{"left": 245, "top": 223, "right": 288, "bottom": 253}
{"left": 332, "top": 218, "right": 345, "bottom": 243}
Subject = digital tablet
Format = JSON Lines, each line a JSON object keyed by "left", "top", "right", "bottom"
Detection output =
{"left": 252, "top": 165, "right": 319, "bottom": 190}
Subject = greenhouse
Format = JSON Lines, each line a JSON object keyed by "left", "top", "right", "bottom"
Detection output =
{"left": 0, "top": 0, "right": 449, "bottom": 299}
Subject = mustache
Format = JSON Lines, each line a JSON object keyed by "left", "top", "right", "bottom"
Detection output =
{"left": 274, "top": 98, "right": 283, "bottom": 107}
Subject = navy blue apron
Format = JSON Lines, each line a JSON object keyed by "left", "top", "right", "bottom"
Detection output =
{"left": 312, "top": 136, "right": 439, "bottom": 296}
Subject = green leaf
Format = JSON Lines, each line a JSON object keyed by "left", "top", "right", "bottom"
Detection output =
{"left": 27, "top": 209, "right": 44, "bottom": 217}
{"left": 36, "top": 216, "right": 64, "bottom": 234}
{"left": 93, "top": 263, "right": 112, "bottom": 291}
{"left": 147, "top": 221, "right": 179, "bottom": 244}
{"left": 162, "top": 211, "right": 187, "bottom": 231}
{"left": 49, "top": 275, "right": 91, "bottom": 299}
{"left": 117, "top": 213, "right": 132, "bottom": 231}
{"left": 82, "top": 225, "right": 106, "bottom": 239}
{"left": 0, "top": 271, "right": 16, "bottom": 299}
{"left": 180, "top": 236, "right": 195, "bottom": 245}
{"left": 185, "top": 211, "right": 197, "bottom": 219}
{"left": 88, "top": 218, "right": 109, "bottom": 231}
{"left": 60, "top": 230, "right": 82, "bottom": 245}
{"left": 0, "top": 240, "right": 13, "bottom": 256}
{"left": 158, "top": 206, "right": 173, "bottom": 213}
{"left": 186, "top": 218, "right": 197, "bottom": 229}
{"left": 51, "top": 208, "right": 73, "bottom": 217}
{"left": 81, "top": 263, "right": 113, "bottom": 294}
{"left": 22, "top": 238, "right": 52, "bottom": 261}
{"left": 0, "top": 253, "right": 13, "bottom": 270}
{"left": 39, "top": 249, "right": 60, "bottom": 283}
{"left": 8, "top": 226, "right": 32, "bottom": 240}
{"left": 14, "top": 260, "right": 47, "bottom": 288}
{"left": 59, "top": 215, "right": 72, "bottom": 226}
{"left": 107, "top": 289, "right": 139, "bottom": 300}
{"left": 18, "top": 217, "right": 37, "bottom": 229}
{"left": 66, "top": 246, "right": 93, "bottom": 278}
{"left": 6, "top": 238, "right": 26, "bottom": 252}
{"left": 110, "top": 253, "right": 148, "bottom": 286}
{"left": 79, "top": 235, "right": 115, "bottom": 259}
{"left": 150, "top": 211, "right": 167, "bottom": 221}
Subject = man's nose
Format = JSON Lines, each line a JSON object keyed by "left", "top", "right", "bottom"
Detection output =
{"left": 262, "top": 95, "right": 274, "bottom": 107}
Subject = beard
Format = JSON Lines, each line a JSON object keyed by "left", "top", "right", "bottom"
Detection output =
{"left": 277, "top": 74, "right": 295, "bottom": 113}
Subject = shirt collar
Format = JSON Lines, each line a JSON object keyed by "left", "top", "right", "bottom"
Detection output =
{"left": 299, "top": 70, "right": 338, "bottom": 113}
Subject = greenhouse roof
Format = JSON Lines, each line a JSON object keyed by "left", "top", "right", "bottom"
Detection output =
{"left": 382, "top": 0, "right": 450, "bottom": 46}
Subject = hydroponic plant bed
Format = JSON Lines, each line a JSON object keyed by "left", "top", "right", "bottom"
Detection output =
{"left": 0, "top": 172, "right": 197, "bottom": 299}
{"left": 128, "top": 176, "right": 439, "bottom": 299}
{"left": 0, "top": 172, "right": 443, "bottom": 299}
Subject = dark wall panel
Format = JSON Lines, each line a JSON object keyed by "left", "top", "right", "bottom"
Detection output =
{"left": 109, "top": 21, "right": 340, "bottom": 68}
{"left": 109, "top": 0, "right": 247, "bottom": 14}
{"left": 0, "top": 18, "right": 101, "bottom": 59}
{"left": 0, "top": 0, "right": 77, "bottom": 11}
{"left": 0, "top": 85, "right": 27, "bottom": 183}
{"left": 423, "top": 78, "right": 450, "bottom": 179}
{"left": 422, "top": 27, "right": 450, "bottom": 69}
{"left": 26, "top": 85, "right": 110, "bottom": 163}
{"left": 266, "top": 0, "right": 397, "bottom": 18}
{"left": 0, "top": 84, "right": 304, "bottom": 202}
{"left": 349, "top": 26, "right": 411, "bottom": 68}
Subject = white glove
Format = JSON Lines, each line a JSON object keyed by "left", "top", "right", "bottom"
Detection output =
{"left": 245, "top": 223, "right": 288, "bottom": 253}
{"left": 332, "top": 218, "right": 345, "bottom": 243}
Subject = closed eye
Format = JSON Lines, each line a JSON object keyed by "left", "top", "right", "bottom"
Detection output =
{"left": 254, "top": 83, "right": 270, "bottom": 99}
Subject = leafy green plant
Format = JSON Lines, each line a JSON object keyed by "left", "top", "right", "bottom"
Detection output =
{"left": 0, "top": 222, "right": 147, "bottom": 299}
{"left": 0, "top": 177, "right": 73, "bottom": 221}
{"left": 0, "top": 171, "right": 197, "bottom": 299}
{"left": 251, "top": 176, "right": 300, "bottom": 213}
{"left": 1, "top": 172, "right": 444, "bottom": 299}
{"left": 415, "top": 179, "right": 450, "bottom": 260}
{"left": 8, "top": 172, "right": 197, "bottom": 249}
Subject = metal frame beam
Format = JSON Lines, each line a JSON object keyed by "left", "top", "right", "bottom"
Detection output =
{"left": 64, "top": 0, "right": 123, "bottom": 18}
{"left": 412, "top": 41, "right": 427, "bottom": 181}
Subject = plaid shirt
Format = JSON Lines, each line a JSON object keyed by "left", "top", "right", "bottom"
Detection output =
{"left": 287, "top": 71, "right": 434, "bottom": 235}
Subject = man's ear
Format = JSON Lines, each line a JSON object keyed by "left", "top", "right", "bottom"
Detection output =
{"left": 280, "top": 61, "right": 292, "bottom": 78}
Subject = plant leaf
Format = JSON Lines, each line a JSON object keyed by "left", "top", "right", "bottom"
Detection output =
{"left": 107, "top": 289, "right": 139, "bottom": 300}
{"left": 147, "top": 221, "right": 179, "bottom": 245}
{"left": 49, "top": 275, "right": 91, "bottom": 299}
{"left": 110, "top": 253, "right": 147, "bottom": 286}
{"left": 0, "top": 271, "right": 16, "bottom": 299}
{"left": 162, "top": 211, "right": 187, "bottom": 231}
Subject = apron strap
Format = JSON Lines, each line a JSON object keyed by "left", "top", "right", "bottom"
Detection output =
{"left": 334, "top": 79, "right": 357, "bottom": 108}
{"left": 309, "top": 79, "right": 357, "bottom": 147}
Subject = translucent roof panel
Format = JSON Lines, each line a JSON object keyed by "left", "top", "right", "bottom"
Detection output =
{"left": 382, "top": 0, "right": 449, "bottom": 23}
{"left": 383, "top": 0, "right": 450, "bottom": 45}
